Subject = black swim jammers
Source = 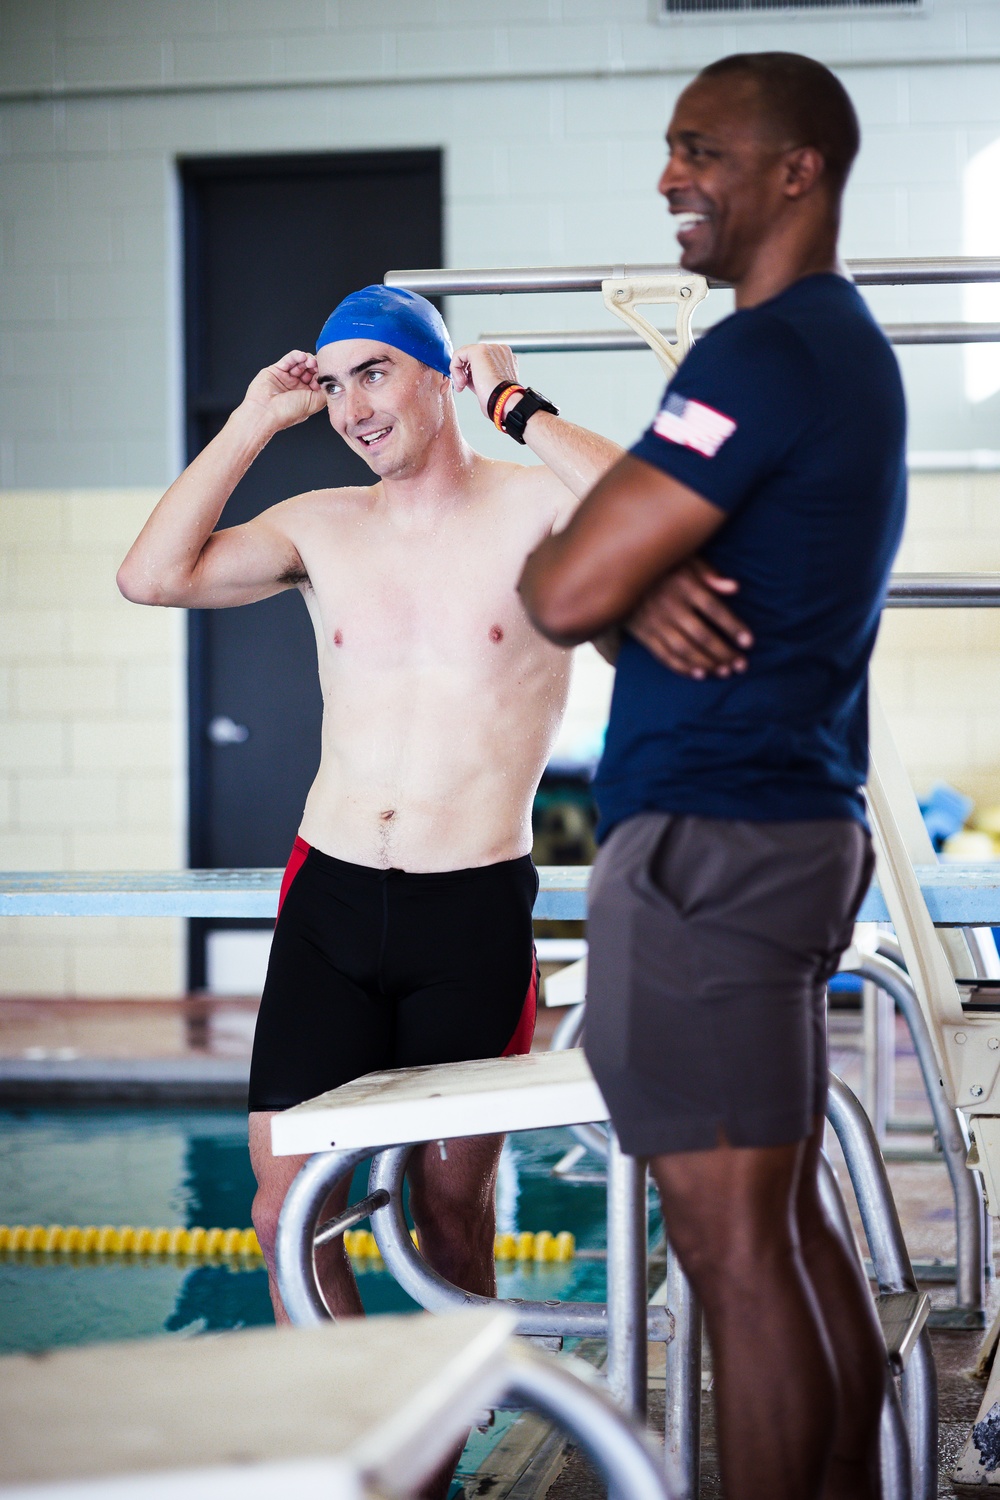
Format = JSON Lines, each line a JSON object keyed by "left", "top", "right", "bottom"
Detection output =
{"left": 248, "top": 838, "right": 539, "bottom": 1113}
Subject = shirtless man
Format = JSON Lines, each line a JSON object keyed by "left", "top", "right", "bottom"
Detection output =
{"left": 117, "top": 285, "right": 634, "bottom": 1320}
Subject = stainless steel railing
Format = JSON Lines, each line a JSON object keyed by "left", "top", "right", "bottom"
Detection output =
{"left": 479, "top": 323, "right": 1000, "bottom": 352}
{"left": 386, "top": 257, "right": 1000, "bottom": 296}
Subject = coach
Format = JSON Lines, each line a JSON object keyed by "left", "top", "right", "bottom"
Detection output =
{"left": 520, "top": 52, "right": 905, "bottom": 1500}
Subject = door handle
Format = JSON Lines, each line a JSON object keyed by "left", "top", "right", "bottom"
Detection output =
{"left": 207, "top": 715, "right": 250, "bottom": 745}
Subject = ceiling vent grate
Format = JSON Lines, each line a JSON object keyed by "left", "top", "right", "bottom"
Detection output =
{"left": 660, "top": 0, "right": 923, "bottom": 14}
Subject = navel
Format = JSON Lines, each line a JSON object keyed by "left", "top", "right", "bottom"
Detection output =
{"left": 380, "top": 809, "right": 395, "bottom": 822}
{"left": 489, "top": 624, "right": 504, "bottom": 644}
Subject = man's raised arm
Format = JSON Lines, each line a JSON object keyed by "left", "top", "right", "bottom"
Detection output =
{"left": 451, "top": 343, "right": 625, "bottom": 503}
{"left": 117, "top": 351, "right": 324, "bottom": 610}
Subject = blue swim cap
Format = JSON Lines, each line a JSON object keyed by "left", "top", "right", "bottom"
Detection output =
{"left": 316, "top": 285, "right": 453, "bottom": 376}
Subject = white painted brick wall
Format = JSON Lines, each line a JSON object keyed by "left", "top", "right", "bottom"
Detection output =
{"left": 2, "top": 1, "right": 1000, "bottom": 994}
{"left": 0, "top": 489, "right": 184, "bottom": 997}
{"left": 874, "top": 472, "right": 1000, "bottom": 810}
{"left": 3, "top": 0, "right": 1000, "bottom": 484}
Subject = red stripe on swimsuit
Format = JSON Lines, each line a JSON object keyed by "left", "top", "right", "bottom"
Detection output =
{"left": 502, "top": 949, "right": 538, "bottom": 1057}
{"left": 277, "top": 835, "right": 311, "bottom": 917}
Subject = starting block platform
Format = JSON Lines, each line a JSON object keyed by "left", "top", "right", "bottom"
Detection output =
{"left": 271, "top": 1047, "right": 607, "bottom": 1157}
{"left": 0, "top": 1312, "right": 514, "bottom": 1499}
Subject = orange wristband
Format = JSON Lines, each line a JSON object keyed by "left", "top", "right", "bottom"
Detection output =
{"left": 493, "top": 384, "right": 526, "bottom": 432}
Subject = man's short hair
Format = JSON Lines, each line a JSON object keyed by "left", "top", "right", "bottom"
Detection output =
{"left": 699, "top": 52, "right": 860, "bottom": 197}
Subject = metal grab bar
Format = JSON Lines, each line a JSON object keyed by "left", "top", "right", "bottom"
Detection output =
{"left": 886, "top": 575, "right": 1000, "bottom": 607}
{"left": 500, "top": 1347, "right": 674, "bottom": 1500}
{"left": 817, "top": 1155, "right": 913, "bottom": 1500}
{"left": 848, "top": 950, "right": 987, "bottom": 1320}
{"left": 274, "top": 1138, "right": 672, "bottom": 1346}
{"left": 481, "top": 323, "right": 1000, "bottom": 352}
{"left": 314, "top": 1189, "right": 390, "bottom": 1249}
{"left": 827, "top": 1075, "right": 939, "bottom": 1500}
{"left": 274, "top": 1146, "right": 378, "bottom": 1323}
{"left": 366, "top": 1144, "right": 670, "bottom": 1351}
{"left": 387, "top": 257, "right": 1000, "bottom": 296}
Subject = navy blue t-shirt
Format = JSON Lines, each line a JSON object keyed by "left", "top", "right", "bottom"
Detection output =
{"left": 594, "top": 273, "right": 906, "bottom": 838}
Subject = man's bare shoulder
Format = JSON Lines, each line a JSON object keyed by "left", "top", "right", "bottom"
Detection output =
{"left": 252, "top": 484, "right": 381, "bottom": 586}
{"left": 272, "top": 482, "right": 381, "bottom": 521}
{"left": 475, "top": 452, "right": 567, "bottom": 512}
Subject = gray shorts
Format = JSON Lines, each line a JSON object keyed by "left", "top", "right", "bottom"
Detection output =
{"left": 583, "top": 813, "right": 874, "bottom": 1157}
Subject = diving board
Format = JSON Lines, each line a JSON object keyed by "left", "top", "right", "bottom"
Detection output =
{"left": 3, "top": 862, "right": 1000, "bottom": 924}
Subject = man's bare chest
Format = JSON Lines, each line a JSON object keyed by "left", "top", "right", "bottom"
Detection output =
{"left": 297, "top": 516, "right": 551, "bottom": 674}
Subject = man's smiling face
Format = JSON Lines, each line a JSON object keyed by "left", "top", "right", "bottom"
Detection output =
{"left": 316, "top": 339, "right": 449, "bottom": 478}
{"left": 659, "top": 75, "right": 798, "bottom": 285}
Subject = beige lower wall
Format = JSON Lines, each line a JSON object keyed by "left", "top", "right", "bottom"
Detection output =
{"left": 874, "top": 472, "right": 1000, "bottom": 812}
{"left": 0, "top": 489, "right": 184, "bottom": 997}
{"left": 2, "top": 474, "right": 1000, "bottom": 997}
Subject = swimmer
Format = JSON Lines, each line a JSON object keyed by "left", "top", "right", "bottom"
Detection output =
{"left": 118, "top": 284, "right": 709, "bottom": 1329}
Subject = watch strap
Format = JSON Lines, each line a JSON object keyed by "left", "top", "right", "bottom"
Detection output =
{"left": 502, "top": 387, "right": 560, "bottom": 444}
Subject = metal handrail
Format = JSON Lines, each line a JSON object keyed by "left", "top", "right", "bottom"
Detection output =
{"left": 886, "top": 575, "right": 1000, "bottom": 607}
{"left": 846, "top": 952, "right": 986, "bottom": 1317}
{"left": 827, "top": 1075, "right": 938, "bottom": 1500}
{"left": 387, "top": 257, "right": 1000, "bottom": 296}
{"left": 501, "top": 1348, "right": 674, "bottom": 1500}
{"left": 817, "top": 1154, "right": 913, "bottom": 1500}
{"left": 480, "top": 323, "right": 1000, "bottom": 352}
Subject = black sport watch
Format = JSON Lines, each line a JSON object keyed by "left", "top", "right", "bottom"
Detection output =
{"left": 502, "top": 387, "right": 559, "bottom": 444}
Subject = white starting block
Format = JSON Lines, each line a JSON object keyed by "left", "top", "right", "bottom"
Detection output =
{"left": 269, "top": 1044, "right": 673, "bottom": 1477}
{"left": 544, "top": 955, "right": 587, "bottom": 1008}
{"left": 0, "top": 1312, "right": 511, "bottom": 1499}
{"left": 0, "top": 1309, "right": 671, "bottom": 1500}
{"left": 271, "top": 1046, "right": 608, "bottom": 1157}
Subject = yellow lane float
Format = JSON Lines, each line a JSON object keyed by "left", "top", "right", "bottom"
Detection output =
{"left": 0, "top": 1223, "right": 576, "bottom": 1263}
{"left": 0, "top": 1224, "right": 262, "bottom": 1259}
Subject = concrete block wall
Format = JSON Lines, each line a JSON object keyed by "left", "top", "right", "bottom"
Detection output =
{"left": 0, "top": 489, "right": 184, "bottom": 996}
{"left": 4, "top": 0, "right": 1000, "bottom": 485}
{"left": 4, "top": 0, "right": 1000, "bottom": 994}
{"left": 2, "top": 467, "right": 1000, "bottom": 998}
{"left": 875, "top": 472, "right": 1000, "bottom": 811}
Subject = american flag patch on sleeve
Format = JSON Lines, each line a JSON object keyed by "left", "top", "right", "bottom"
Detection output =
{"left": 652, "top": 392, "right": 737, "bottom": 458}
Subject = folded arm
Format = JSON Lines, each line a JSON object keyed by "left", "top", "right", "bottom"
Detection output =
{"left": 117, "top": 351, "right": 324, "bottom": 609}
{"left": 517, "top": 453, "right": 727, "bottom": 647}
{"left": 628, "top": 556, "right": 753, "bottom": 677}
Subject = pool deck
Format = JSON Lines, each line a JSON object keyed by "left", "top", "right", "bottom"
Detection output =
{"left": 0, "top": 997, "right": 565, "bottom": 1103}
{"left": 0, "top": 994, "right": 990, "bottom": 1496}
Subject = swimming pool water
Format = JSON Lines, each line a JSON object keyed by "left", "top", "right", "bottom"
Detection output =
{"left": 0, "top": 1108, "right": 645, "bottom": 1355}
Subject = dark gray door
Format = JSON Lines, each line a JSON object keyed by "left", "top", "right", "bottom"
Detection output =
{"left": 182, "top": 151, "right": 443, "bottom": 986}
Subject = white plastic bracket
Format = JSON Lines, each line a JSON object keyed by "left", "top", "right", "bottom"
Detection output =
{"left": 601, "top": 273, "right": 709, "bottom": 376}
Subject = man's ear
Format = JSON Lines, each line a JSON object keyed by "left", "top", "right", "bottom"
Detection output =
{"left": 782, "top": 145, "right": 825, "bottom": 199}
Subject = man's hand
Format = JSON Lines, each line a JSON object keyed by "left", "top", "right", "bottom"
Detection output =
{"left": 627, "top": 557, "right": 753, "bottom": 678}
{"left": 451, "top": 343, "right": 521, "bottom": 419}
{"left": 243, "top": 350, "right": 326, "bottom": 433}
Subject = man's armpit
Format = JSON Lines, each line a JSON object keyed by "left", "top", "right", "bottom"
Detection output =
{"left": 277, "top": 559, "right": 309, "bottom": 588}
